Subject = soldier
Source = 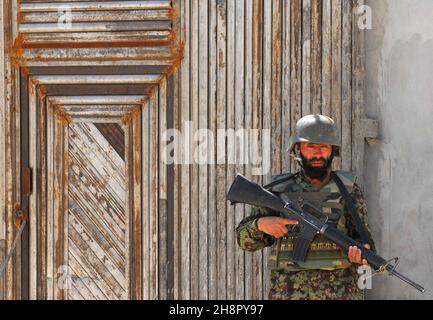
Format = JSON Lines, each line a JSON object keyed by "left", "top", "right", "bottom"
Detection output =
{"left": 236, "top": 114, "right": 375, "bottom": 300}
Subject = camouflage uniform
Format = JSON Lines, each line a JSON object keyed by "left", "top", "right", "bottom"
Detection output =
{"left": 236, "top": 170, "right": 375, "bottom": 300}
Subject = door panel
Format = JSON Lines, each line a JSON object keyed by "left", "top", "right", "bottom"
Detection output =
{"left": 67, "top": 122, "right": 128, "bottom": 300}
{"left": 28, "top": 94, "right": 145, "bottom": 300}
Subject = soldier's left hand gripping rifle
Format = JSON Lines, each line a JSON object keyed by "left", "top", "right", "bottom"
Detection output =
{"left": 227, "top": 174, "right": 425, "bottom": 293}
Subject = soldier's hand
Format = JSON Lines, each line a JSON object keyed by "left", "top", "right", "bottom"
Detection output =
{"left": 348, "top": 244, "right": 370, "bottom": 265}
{"left": 256, "top": 217, "right": 298, "bottom": 239}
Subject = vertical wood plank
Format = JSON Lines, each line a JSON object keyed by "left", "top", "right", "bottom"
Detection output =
{"left": 4, "top": 0, "right": 17, "bottom": 298}
{"left": 172, "top": 96, "right": 180, "bottom": 299}
{"left": 352, "top": 0, "right": 365, "bottom": 182}
{"left": 322, "top": 0, "right": 332, "bottom": 117}
{"left": 29, "top": 81, "right": 37, "bottom": 299}
{"left": 37, "top": 93, "right": 47, "bottom": 299}
{"left": 226, "top": 0, "right": 236, "bottom": 300}
{"left": 13, "top": 66, "right": 21, "bottom": 299}
{"left": 62, "top": 124, "right": 69, "bottom": 300}
{"left": 290, "top": 0, "right": 302, "bottom": 171}
{"left": 311, "top": 0, "right": 322, "bottom": 115}
{"left": 234, "top": 0, "right": 245, "bottom": 301}
{"left": 46, "top": 102, "right": 54, "bottom": 300}
{"left": 172, "top": 0, "right": 181, "bottom": 297}
{"left": 331, "top": 0, "right": 342, "bottom": 170}
{"left": 216, "top": 0, "right": 227, "bottom": 300}
{"left": 243, "top": 0, "right": 254, "bottom": 300}
{"left": 206, "top": 0, "right": 218, "bottom": 301}
{"left": 190, "top": 0, "right": 199, "bottom": 300}
{"left": 251, "top": 0, "right": 263, "bottom": 300}
{"left": 262, "top": 0, "right": 273, "bottom": 300}
{"left": 302, "top": 0, "right": 311, "bottom": 116}
{"left": 0, "top": 0, "right": 5, "bottom": 298}
{"left": 159, "top": 79, "right": 168, "bottom": 300}
{"left": 166, "top": 77, "right": 175, "bottom": 301}
{"left": 142, "top": 99, "right": 150, "bottom": 299}
{"left": 179, "top": 0, "right": 191, "bottom": 300}
{"left": 281, "top": 0, "right": 292, "bottom": 174}
{"left": 342, "top": 0, "right": 353, "bottom": 171}
{"left": 37, "top": 92, "right": 48, "bottom": 300}
{"left": 53, "top": 116, "right": 65, "bottom": 300}
{"left": 198, "top": 0, "right": 209, "bottom": 300}
{"left": 124, "top": 122, "right": 131, "bottom": 300}
{"left": 263, "top": 0, "right": 272, "bottom": 171}
{"left": 271, "top": 0, "right": 283, "bottom": 176}
{"left": 149, "top": 90, "right": 159, "bottom": 299}
{"left": 132, "top": 109, "right": 142, "bottom": 299}
{"left": 207, "top": 0, "right": 218, "bottom": 301}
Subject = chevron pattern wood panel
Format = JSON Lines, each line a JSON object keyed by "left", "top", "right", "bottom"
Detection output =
{"left": 67, "top": 122, "right": 128, "bottom": 300}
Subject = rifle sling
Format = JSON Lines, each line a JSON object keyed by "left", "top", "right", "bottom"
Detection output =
{"left": 332, "top": 172, "right": 373, "bottom": 249}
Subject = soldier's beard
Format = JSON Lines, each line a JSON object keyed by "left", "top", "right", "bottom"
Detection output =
{"left": 300, "top": 153, "right": 334, "bottom": 182}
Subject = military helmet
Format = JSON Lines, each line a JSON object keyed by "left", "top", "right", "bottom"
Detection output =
{"left": 289, "top": 114, "right": 341, "bottom": 155}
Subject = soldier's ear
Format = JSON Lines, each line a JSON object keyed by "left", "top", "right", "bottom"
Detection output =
{"left": 295, "top": 144, "right": 303, "bottom": 157}
{"left": 333, "top": 146, "right": 341, "bottom": 157}
{"left": 291, "top": 144, "right": 302, "bottom": 163}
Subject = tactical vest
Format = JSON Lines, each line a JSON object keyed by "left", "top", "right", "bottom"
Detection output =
{"left": 267, "top": 171, "right": 356, "bottom": 272}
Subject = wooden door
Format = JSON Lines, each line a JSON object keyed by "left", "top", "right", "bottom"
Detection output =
{"left": 66, "top": 121, "right": 130, "bottom": 300}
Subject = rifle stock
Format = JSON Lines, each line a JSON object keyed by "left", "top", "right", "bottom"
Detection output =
{"left": 227, "top": 174, "right": 290, "bottom": 214}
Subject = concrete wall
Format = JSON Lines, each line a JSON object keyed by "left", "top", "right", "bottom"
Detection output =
{"left": 365, "top": 0, "right": 433, "bottom": 299}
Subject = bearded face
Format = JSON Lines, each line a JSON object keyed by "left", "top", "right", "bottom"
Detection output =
{"left": 298, "top": 143, "right": 334, "bottom": 181}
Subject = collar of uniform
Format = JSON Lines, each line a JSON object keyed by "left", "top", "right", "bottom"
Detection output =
{"left": 294, "top": 171, "right": 332, "bottom": 192}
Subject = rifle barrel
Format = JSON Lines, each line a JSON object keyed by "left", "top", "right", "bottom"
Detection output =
{"left": 388, "top": 267, "right": 425, "bottom": 293}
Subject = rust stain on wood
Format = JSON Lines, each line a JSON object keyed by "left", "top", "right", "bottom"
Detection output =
{"left": 11, "top": 1, "right": 26, "bottom": 68}
{"left": 29, "top": 78, "right": 38, "bottom": 95}
{"left": 22, "top": 167, "right": 32, "bottom": 196}
{"left": 53, "top": 106, "right": 72, "bottom": 127}
{"left": 36, "top": 86, "right": 47, "bottom": 99}
{"left": 165, "top": 5, "right": 186, "bottom": 76}
{"left": 11, "top": 35, "right": 26, "bottom": 68}
{"left": 121, "top": 106, "right": 141, "bottom": 126}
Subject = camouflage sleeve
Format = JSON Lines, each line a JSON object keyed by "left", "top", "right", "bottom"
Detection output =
{"left": 344, "top": 182, "right": 376, "bottom": 251}
{"left": 235, "top": 206, "right": 279, "bottom": 252}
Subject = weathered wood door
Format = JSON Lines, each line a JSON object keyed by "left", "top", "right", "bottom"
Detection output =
{"left": 25, "top": 90, "right": 146, "bottom": 300}
{"left": 66, "top": 121, "right": 130, "bottom": 300}
{"left": 18, "top": 70, "right": 176, "bottom": 300}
